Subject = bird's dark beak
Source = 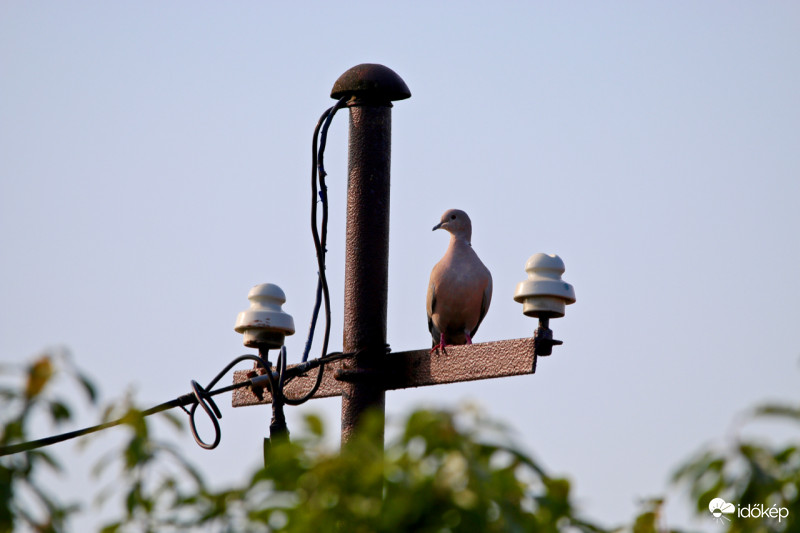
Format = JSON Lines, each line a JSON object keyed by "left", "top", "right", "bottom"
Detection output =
{"left": 432, "top": 222, "right": 443, "bottom": 231}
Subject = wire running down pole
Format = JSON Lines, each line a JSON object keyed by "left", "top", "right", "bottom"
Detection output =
{"left": 330, "top": 64, "right": 410, "bottom": 445}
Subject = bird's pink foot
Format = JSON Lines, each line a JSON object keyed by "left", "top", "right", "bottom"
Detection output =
{"left": 430, "top": 333, "right": 448, "bottom": 355}
{"left": 465, "top": 333, "right": 473, "bottom": 345}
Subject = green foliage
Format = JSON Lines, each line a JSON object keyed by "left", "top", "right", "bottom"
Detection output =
{"left": 87, "top": 395, "right": 206, "bottom": 533}
{"left": 673, "top": 404, "right": 800, "bottom": 532}
{"left": 0, "top": 350, "right": 96, "bottom": 532}
{"left": 3, "top": 351, "right": 800, "bottom": 533}
{"left": 82, "top": 405, "right": 604, "bottom": 532}
{"left": 1, "top": 350, "right": 605, "bottom": 532}
{"left": 241, "top": 407, "right": 604, "bottom": 533}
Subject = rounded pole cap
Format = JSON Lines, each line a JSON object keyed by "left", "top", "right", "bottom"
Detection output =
{"left": 331, "top": 63, "right": 411, "bottom": 103}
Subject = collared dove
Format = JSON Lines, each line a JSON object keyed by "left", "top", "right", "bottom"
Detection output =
{"left": 427, "top": 209, "right": 493, "bottom": 353}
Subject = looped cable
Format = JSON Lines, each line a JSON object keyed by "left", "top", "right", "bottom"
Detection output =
{"left": 184, "top": 353, "right": 268, "bottom": 450}
{"left": 188, "top": 380, "right": 222, "bottom": 450}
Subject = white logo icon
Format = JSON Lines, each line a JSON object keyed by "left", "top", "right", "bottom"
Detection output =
{"left": 709, "top": 498, "right": 736, "bottom": 523}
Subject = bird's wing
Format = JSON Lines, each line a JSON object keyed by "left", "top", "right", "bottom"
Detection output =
{"left": 426, "top": 278, "right": 440, "bottom": 345}
{"left": 470, "top": 273, "right": 492, "bottom": 338}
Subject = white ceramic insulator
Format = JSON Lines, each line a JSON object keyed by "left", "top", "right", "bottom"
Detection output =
{"left": 234, "top": 283, "right": 295, "bottom": 347}
{"left": 513, "top": 253, "right": 576, "bottom": 318}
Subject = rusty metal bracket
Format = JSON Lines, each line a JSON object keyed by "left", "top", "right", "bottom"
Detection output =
{"left": 232, "top": 337, "right": 538, "bottom": 407}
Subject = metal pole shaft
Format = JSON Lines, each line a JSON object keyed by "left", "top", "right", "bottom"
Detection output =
{"left": 330, "top": 64, "right": 410, "bottom": 446}
{"left": 340, "top": 103, "right": 391, "bottom": 444}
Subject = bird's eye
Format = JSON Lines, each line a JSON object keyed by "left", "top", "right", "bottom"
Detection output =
{"left": 450, "top": 214, "right": 456, "bottom": 220}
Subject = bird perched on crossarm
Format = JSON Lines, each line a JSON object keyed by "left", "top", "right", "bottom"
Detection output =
{"left": 427, "top": 209, "right": 493, "bottom": 353}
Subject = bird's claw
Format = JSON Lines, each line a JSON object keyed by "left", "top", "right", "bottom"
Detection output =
{"left": 430, "top": 343, "right": 448, "bottom": 355}
{"left": 431, "top": 334, "right": 449, "bottom": 355}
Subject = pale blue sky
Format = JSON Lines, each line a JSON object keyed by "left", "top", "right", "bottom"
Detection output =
{"left": 2, "top": 2, "right": 799, "bottom": 530}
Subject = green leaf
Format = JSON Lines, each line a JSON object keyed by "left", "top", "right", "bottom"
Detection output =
{"left": 304, "top": 413, "right": 325, "bottom": 437}
{"left": 0, "top": 465, "right": 14, "bottom": 528}
{"left": 48, "top": 400, "right": 71, "bottom": 423}
{"left": 0, "top": 387, "right": 20, "bottom": 401}
{"left": 774, "top": 445, "right": 798, "bottom": 464}
{"left": 29, "top": 450, "right": 62, "bottom": 473}
{"left": 1, "top": 420, "right": 24, "bottom": 445}
{"left": 125, "top": 483, "right": 141, "bottom": 516}
{"left": 76, "top": 372, "right": 98, "bottom": 404}
{"left": 90, "top": 449, "right": 117, "bottom": 478}
{"left": 25, "top": 356, "right": 53, "bottom": 399}
{"left": 159, "top": 410, "right": 184, "bottom": 430}
{"left": 752, "top": 404, "right": 800, "bottom": 421}
{"left": 99, "top": 521, "right": 121, "bottom": 533}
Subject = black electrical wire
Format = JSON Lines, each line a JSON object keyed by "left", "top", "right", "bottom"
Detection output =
{"left": 0, "top": 354, "right": 266, "bottom": 457}
{"left": 1, "top": 97, "right": 351, "bottom": 456}
{"left": 0, "top": 343, "right": 388, "bottom": 457}
{"left": 183, "top": 353, "right": 268, "bottom": 449}
{"left": 286, "top": 96, "right": 347, "bottom": 405}
{"left": 302, "top": 96, "right": 348, "bottom": 364}
{"left": 0, "top": 348, "right": 364, "bottom": 457}
{"left": 301, "top": 281, "right": 323, "bottom": 364}
{"left": 0, "top": 396, "right": 189, "bottom": 458}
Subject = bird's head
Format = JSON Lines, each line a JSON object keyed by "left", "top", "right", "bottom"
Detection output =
{"left": 433, "top": 209, "right": 472, "bottom": 243}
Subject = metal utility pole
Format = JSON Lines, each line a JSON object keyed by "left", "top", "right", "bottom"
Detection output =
{"left": 330, "top": 64, "right": 411, "bottom": 444}
{"left": 231, "top": 64, "right": 575, "bottom": 449}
